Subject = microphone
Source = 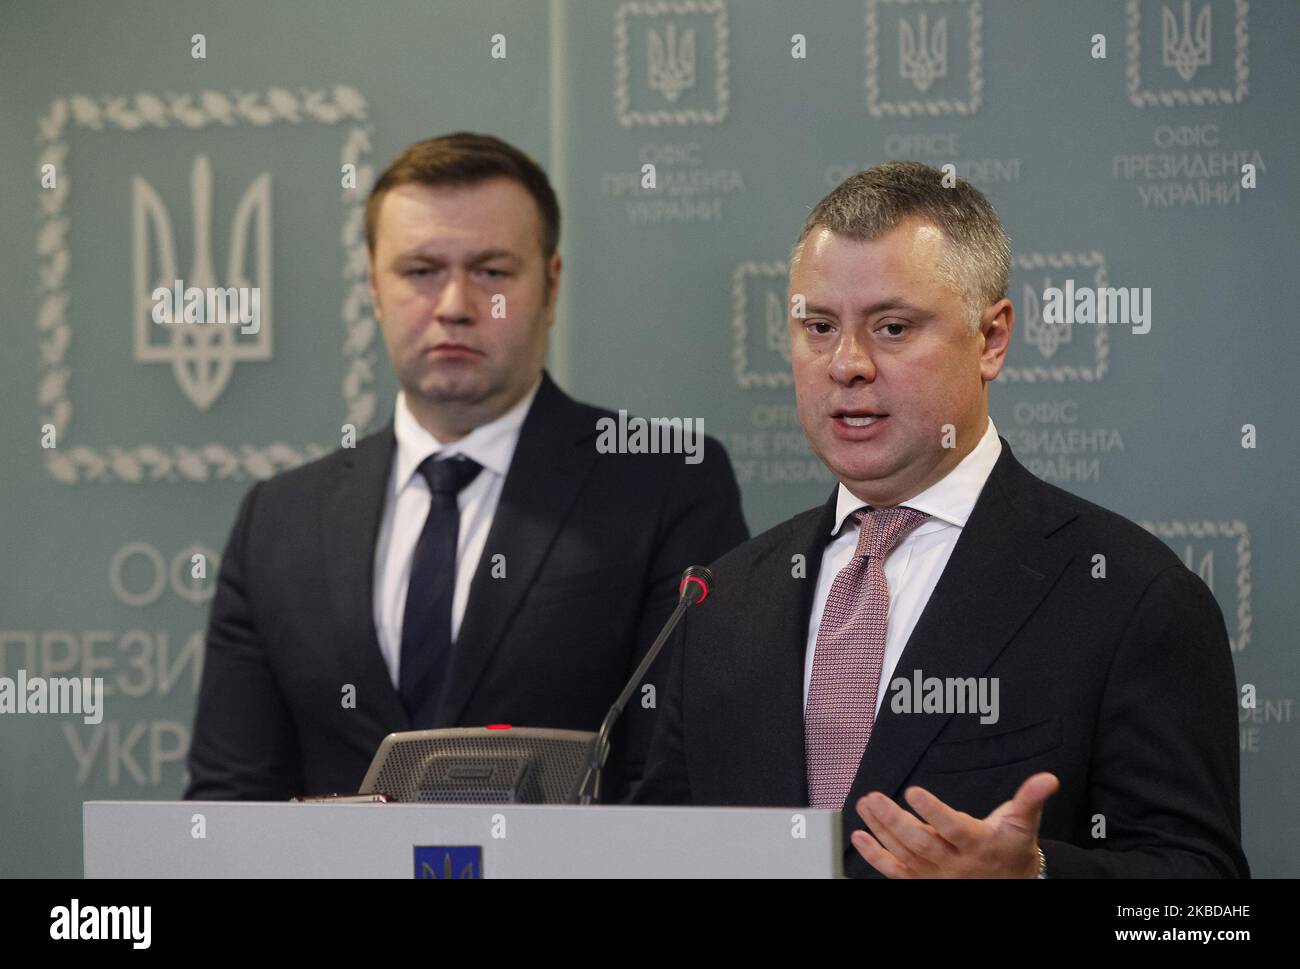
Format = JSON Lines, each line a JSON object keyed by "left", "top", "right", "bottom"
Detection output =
{"left": 574, "top": 565, "right": 714, "bottom": 804}
{"left": 677, "top": 565, "right": 712, "bottom": 605}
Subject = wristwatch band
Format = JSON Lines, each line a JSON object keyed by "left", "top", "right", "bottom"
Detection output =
{"left": 1036, "top": 846, "right": 1048, "bottom": 879}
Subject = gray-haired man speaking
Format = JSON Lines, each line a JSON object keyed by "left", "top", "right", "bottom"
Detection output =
{"left": 636, "top": 161, "right": 1247, "bottom": 879}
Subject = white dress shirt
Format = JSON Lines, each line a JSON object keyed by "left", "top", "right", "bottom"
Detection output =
{"left": 803, "top": 417, "right": 1003, "bottom": 714}
{"left": 372, "top": 377, "right": 541, "bottom": 689}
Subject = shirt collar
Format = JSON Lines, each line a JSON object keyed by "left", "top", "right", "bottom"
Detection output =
{"left": 392, "top": 375, "right": 542, "bottom": 490}
{"left": 831, "top": 416, "right": 1002, "bottom": 536}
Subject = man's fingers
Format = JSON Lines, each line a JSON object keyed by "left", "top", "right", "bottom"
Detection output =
{"left": 857, "top": 794, "right": 950, "bottom": 872}
{"left": 1011, "top": 771, "right": 1060, "bottom": 820}
{"left": 904, "top": 785, "right": 981, "bottom": 851}
{"left": 856, "top": 783, "right": 1056, "bottom": 877}
{"left": 993, "top": 772, "right": 1061, "bottom": 835}
{"left": 1017, "top": 771, "right": 1061, "bottom": 803}
{"left": 850, "top": 828, "right": 913, "bottom": 879}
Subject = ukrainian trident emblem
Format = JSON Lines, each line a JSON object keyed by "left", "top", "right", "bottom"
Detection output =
{"left": 647, "top": 21, "right": 696, "bottom": 103}
{"left": 132, "top": 155, "right": 273, "bottom": 411}
{"left": 1023, "top": 277, "right": 1073, "bottom": 361}
{"left": 765, "top": 291, "right": 791, "bottom": 363}
{"left": 899, "top": 11, "right": 948, "bottom": 93}
{"left": 1161, "top": 0, "right": 1212, "bottom": 83}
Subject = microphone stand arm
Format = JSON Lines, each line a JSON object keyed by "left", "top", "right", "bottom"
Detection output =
{"left": 576, "top": 593, "right": 694, "bottom": 805}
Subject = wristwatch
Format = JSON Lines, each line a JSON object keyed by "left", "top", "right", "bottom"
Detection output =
{"left": 1036, "top": 846, "right": 1048, "bottom": 879}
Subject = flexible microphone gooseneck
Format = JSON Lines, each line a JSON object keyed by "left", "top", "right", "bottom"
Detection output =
{"left": 574, "top": 565, "right": 714, "bottom": 805}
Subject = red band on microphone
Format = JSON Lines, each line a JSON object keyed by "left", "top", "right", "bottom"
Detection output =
{"left": 679, "top": 575, "right": 708, "bottom": 603}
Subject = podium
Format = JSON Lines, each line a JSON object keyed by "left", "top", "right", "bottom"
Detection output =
{"left": 84, "top": 801, "right": 843, "bottom": 878}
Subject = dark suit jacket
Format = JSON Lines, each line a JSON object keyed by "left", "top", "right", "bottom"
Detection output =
{"left": 635, "top": 439, "right": 1249, "bottom": 878}
{"left": 185, "top": 371, "right": 749, "bottom": 802}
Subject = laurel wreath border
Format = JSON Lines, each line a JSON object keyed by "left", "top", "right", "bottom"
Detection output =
{"left": 732, "top": 260, "right": 793, "bottom": 390}
{"left": 615, "top": 0, "right": 730, "bottom": 127}
{"left": 35, "top": 85, "right": 375, "bottom": 483}
{"left": 1138, "top": 519, "right": 1252, "bottom": 652}
{"left": 1126, "top": 0, "right": 1249, "bottom": 108}
{"left": 866, "top": 0, "right": 984, "bottom": 119}
{"left": 998, "top": 251, "right": 1111, "bottom": 384}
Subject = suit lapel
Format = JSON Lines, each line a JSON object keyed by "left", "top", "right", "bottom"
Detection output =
{"left": 738, "top": 492, "right": 838, "bottom": 805}
{"left": 436, "top": 372, "right": 601, "bottom": 725}
{"left": 845, "top": 440, "right": 1080, "bottom": 805}
{"left": 323, "top": 424, "right": 411, "bottom": 733}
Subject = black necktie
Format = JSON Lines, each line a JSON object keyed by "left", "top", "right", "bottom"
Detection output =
{"left": 398, "top": 454, "right": 483, "bottom": 728}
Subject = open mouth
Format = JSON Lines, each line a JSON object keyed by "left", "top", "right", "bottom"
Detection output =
{"left": 830, "top": 410, "right": 889, "bottom": 438}
{"left": 833, "top": 410, "right": 888, "bottom": 426}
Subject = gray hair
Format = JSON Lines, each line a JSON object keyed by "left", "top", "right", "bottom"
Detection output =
{"left": 791, "top": 160, "right": 1010, "bottom": 333}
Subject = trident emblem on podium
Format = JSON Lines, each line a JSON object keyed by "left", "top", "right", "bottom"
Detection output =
{"left": 1162, "top": 0, "right": 1212, "bottom": 83}
{"left": 132, "top": 155, "right": 273, "bottom": 411}
{"left": 899, "top": 11, "right": 948, "bottom": 93}
{"left": 647, "top": 21, "right": 696, "bottom": 103}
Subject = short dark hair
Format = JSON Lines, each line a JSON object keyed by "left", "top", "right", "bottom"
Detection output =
{"left": 365, "top": 132, "right": 560, "bottom": 259}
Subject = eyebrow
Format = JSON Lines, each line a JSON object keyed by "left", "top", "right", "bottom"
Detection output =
{"left": 392, "top": 248, "right": 521, "bottom": 267}
{"left": 804, "top": 297, "right": 935, "bottom": 319}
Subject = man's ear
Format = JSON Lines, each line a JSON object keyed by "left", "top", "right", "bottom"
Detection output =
{"left": 979, "top": 297, "right": 1014, "bottom": 382}
{"left": 545, "top": 252, "right": 563, "bottom": 320}
{"left": 549, "top": 252, "right": 562, "bottom": 295}
{"left": 367, "top": 259, "right": 381, "bottom": 321}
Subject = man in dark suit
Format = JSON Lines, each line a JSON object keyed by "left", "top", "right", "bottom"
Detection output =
{"left": 635, "top": 161, "right": 1248, "bottom": 878}
{"left": 184, "top": 133, "right": 748, "bottom": 802}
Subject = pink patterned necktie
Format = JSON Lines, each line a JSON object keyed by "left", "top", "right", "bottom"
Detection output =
{"left": 805, "top": 505, "right": 930, "bottom": 809}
